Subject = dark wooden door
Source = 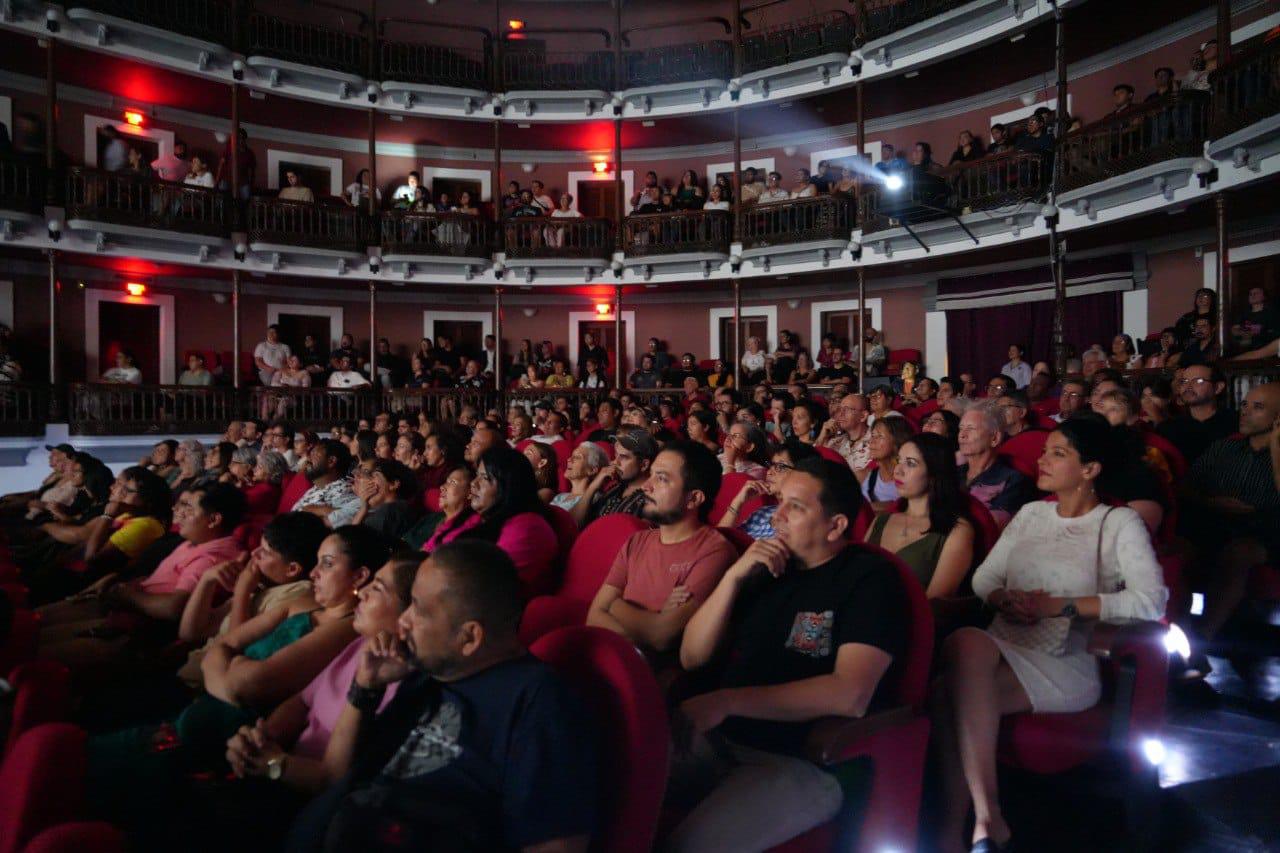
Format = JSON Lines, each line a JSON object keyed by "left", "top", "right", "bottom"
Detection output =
{"left": 718, "top": 316, "right": 768, "bottom": 364}
{"left": 276, "top": 314, "right": 332, "bottom": 354}
{"left": 434, "top": 320, "right": 485, "bottom": 362}
{"left": 581, "top": 320, "right": 627, "bottom": 375}
{"left": 99, "top": 301, "right": 160, "bottom": 383}
{"left": 821, "top": 309, "right": 873, "bottom": 351}
{"left": 575, "top": 182, "right": 616, "bottom": 219}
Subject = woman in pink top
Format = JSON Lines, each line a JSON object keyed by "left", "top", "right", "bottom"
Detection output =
{"left": 223, "top": 554, "right": 417, "bottom": 793}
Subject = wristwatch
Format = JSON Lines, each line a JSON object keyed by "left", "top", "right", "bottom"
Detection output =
{"left": 266, "top": 753, "right": 287, "bottom": 781}
{"left": 347, "top": 679, "right": 387, "bottom": 714}
{"left": 1059, "top": 600, "right": 1079, "bottom": 619}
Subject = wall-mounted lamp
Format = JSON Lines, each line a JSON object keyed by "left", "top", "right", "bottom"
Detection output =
{"left": 522, "top": 307, "right": 538, "bottom": 318}
{"left": 595, "top": 303, "right": 611, "bottom": 315}
{"left": 125, "top": 282, "right": 146, "bottom": 297}
{"left": 521, "top": 163, "right": 535, "bottom": 173}
{"left": 592, "top": 161, "right": 610, "bottom": 175}
{"left": 123, "top": 109, "right": 145, "bottom": 127}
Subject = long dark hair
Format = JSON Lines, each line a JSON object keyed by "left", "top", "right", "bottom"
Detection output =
{"left": 120, "top": 465, "right": 174, "bottom": 527}
{"left": 1190, "top": 287, "right": 1218, "bottom": 318}
{"left": 461, "top": 445, "right": 547, "bottom": 543}
{"left": 736, "top": 423, "right": 771, "bottom": 468}
{"left": 1054, "top": 412, "right": 1124, "bottom": 497}
{"left": 525, "top": 442, "right": 558, "bottom": 491}
{"left": 900, "top": 433, "right": 966, "bottom": 534}
{"left": 687, "top": 408, "right": 720, "bottom": 444}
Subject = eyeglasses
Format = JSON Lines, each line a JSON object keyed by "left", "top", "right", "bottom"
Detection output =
{"left": 986, "top": 384, "right": 1007, "bottom": 393}
{"left": 769, "top": 462, "right": 795, "bottom": 473}
{"left": 923, "top": 416, "right": 946, "bottom": 426}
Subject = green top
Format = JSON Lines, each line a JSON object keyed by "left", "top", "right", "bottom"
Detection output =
{"left": 868, "top": 513, "right": 947, "bottom": 589}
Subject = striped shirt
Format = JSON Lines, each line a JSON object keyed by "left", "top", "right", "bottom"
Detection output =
{"left": 1187, "top": 437, "right": 1280, "bottom": 513}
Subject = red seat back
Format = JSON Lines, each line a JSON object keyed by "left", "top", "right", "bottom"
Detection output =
{"left": 22, "top": 822, "right": 128, "bottom": 853}
{"left": 546, "top": 505, "right": 579, "bottom": 566}
{"left": 0, "top": 610, "right": 38, "bottom": 677}
{"left": 709, "top": 472, "right": 758, "bottom": 526}
{"left": 849, "top": 543, "right": 934, "bottom": 711}
{"left": 850, "top": 501, "right": 875, "bottom": 542}
{"left": 966, "top": 495, "right": 1000, "bottom": 566}
{"left": 1142, "top": 430, "right": 1187, "bottom": 481}
{"left": 276, "top": 471, "right": 312, "bottom": 513}
{"left": 4, "top": 662, "right": 71, "bottom": 755}
{"left": 717, "top": 525, "right": 754, "bottom": 555}
{"left": 530, "top": 627, "right": 668, "bottom": 853}
{"left": 423, "top": 487, "right": 442, "bottom": 513}
{"left": 997, "top": 429, "right": 1049, "bottom": 481}
{"left": 814, "top": 445, "right": 846, "bottom": 466}
{"left": 0, "top": 724, "right": 87, "bottom": 853}
{"left": 559, "top": 514, "right": 650, "bottom": 603}
{"left": 593, "top": 440, "right": 615, "bottom": 461}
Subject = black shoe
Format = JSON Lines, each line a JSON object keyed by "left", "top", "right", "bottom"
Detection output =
{"left": 971, "top": 838, "right": 1012, "bottom": 853}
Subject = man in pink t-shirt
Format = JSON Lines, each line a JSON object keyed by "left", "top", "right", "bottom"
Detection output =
{"left": 588, "top": 441, "right": 736, "bottom": 657}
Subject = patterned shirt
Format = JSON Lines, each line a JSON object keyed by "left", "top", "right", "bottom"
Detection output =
{"left": 739, "top": 504, "right": 779, "bottom": 540}
{"left": 824, "top": 431, "right": 871, "bottom": 472}
{"left": 294, "top": 477, "right": 362, "bottom": 527}
{"left": 589, "top": 481, "right": 648, "bottom": 523}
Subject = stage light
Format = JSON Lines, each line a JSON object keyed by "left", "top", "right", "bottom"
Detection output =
{"left": 884, "top": 174, "right": 904, "bottom": 192}
{"left": 126, "top": 282, "right": 146, "bottom": 296}
{"left": 508, "top": 19, "right": 524, "bottom": 30}
{"left": 1164, "top": 624, "right": 1191, "bottom": 659}
{"left": 123, "top": 109, "right": 145, "bottom": 127}
{"left": 1141, "top": 738, "right": 1166, "bottom": 767}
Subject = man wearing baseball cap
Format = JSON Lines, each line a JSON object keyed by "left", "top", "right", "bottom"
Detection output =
{"left": 568, "top": 427, "right": 657, "bottom": 527}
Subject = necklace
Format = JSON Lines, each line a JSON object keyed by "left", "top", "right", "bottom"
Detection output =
{"left": 896, "top": 514, "right": 928, "bottom": 543}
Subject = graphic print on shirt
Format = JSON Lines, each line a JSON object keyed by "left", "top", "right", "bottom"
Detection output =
{"left": 382, "top": 700, "right": 464, "bottom": 779}
{"left": 785, "top": 610, "right": 835, "bottom": 658}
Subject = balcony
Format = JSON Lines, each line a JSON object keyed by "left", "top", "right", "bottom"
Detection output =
{"left": 246, "top": 197, "right": 368, "bottom": 270}
{"left": 739, "top": 12, "right": 856, "bottom": 99}
{"left": 379, "top": 29, "right": 490, "bottom": 112}
{"left": 1206, "top": 38, "right": 1280, "bottom": 176}
{"left": 621, "top": 209, "right": 731, "bottom": 279}
{"left": 499, "top": 49, "right": 615, "bottom": 117}
{"left": 65, "top": 0, "right": 232, "bottom": 72}
{"left": 740, "top": 195, "right": 855, "bottom": 271}
{"left": 500, "top": 217, "right": 614, "bottom": 281}
{"left": 1058, "top": 90, "right": 1210, "bottom": 219}
{"left": 244, "top": 6, "right": 369, "bottom": 96}
{"left": 69, "top": 383, "right": 239, "bottom": 435}
{"left": 0, "top": 158, "right": 44, "bottom": 239}
{"left": 64, "top": 167, "right": 232, "bottom": 257}
{"left": 380, "top": 210, "right": 492, "bottom": 278}
{"left": 0, "top": 384, "right": 49, "bottom": 437}
{"left": 619, "top": 41, "right": 734, "bottom": 114}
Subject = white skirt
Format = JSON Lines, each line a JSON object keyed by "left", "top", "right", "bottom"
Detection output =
{"left": 984, "top": 625, "right": 1101, "bottom": 714}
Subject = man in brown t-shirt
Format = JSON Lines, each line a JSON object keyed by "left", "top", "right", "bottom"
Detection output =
{"left": 587, "top": 441, "right": 736, "bottom": 657}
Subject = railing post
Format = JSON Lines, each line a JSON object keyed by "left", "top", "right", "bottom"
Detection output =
{"left": 494, "top": 287, "right": 504, "bottom": 393}
{"left": 493, "top": 120, "right": 503, "bottom": 253}
{"left": 1049, "top": 0, "right": 1069, "bottom": 377}
{"left": 1217, "top": 0, "right": 1231, "bottom": 67}
{"left": 232, "top": 269, "right": 242, "bottom": 389}
{"left": 855, "top": 77, "right": 864, "bottom": 218}
{"left": 732, "top": 106, "right": 741, "bottom": 244}
{"left": 369, "top": 279, "right": 378, "bottom": 387}
{"left": 367, "top": 108, "right": 378, "bottom": 217}
{"left": 230, "top": 81, "right": 241, "bottom": 228}
{"left": 856, "top": 267, "right": 865, "bottom": 392}
{"left": 615, "top": 118, "right": 624, "bottom": 250}
{"left": 1217, "top": 192, "right": 1230, "bottom": 355}
{"left": 493, "top": 0, "right": 502, "bottom": 93}
{"left": 732, "top": 278, "right": 741, "bottom": 387}
{"left": 44, "top": 35, "right": 57, "bottom": 205}
{"left": 47, "top": 249, "right": 61, "bottom": 421}
{"left": 614, "top": 284, "right": 623, "bottom": 382}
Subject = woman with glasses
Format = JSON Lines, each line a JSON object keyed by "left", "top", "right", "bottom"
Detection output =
{"left": 719, "top": 422, "right": 770, "bottom": 479}
{"left": 864, "top": 432, "right": 973, "bottom": 596}
{"left": 718, "top": 441, "right": 816, "bottom": 540}
{"left": 921, "top": 408, "right": 962, "bottom": 456}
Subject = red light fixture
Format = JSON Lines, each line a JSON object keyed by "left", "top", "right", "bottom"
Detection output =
{"left": 125, "top": 282, "right": 146, "bottom": 296}
{"left": 592, "top": 161, "right": 610, "bottom": 174}
{"left": 595, "top": 303, "right": 610, "bottom": 316}
{"left": 123, "top": 109, "right": 144, "bottom": 127}
{"left": 508, "top": 19, "right": 524, "bottom": 30}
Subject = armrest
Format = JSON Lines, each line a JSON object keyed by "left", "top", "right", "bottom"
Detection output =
{"left": 805, "top": 704, "right": 917, "bottom": 766}
{"left": 1086, "top": 619, "right": 1166, "bottom": 660}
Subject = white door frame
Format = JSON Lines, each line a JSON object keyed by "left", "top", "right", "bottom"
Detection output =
{"left": 424, "top": 310, "right": 493, "bottom": 349}
{"left": 709, "top": 305, "right": 778, "bottom": 359}
{"left": 421, "top": 167, "right": 492, "bottom": 203}
{"left": 266, "top": 149, "right": 345, "bottom": 196}
{"left": 1202, "top": 239, "right": 1280, "bottom": 291}
{"left": 809, "top": 297, "right": 883, "bottom": 356}
{"left": 85, "top": 287, "right": 176, "bottom": 383}
{"left": 706, "top": 157, "right": 775, "bottom": 189}
{"left": 567, "top": 169, "right": 634, "bottom": 215}
{"left": 569, "top": 310, "right": 635, "bottom": 375}
{"left": 84, "top": 115, "right": 175, "bottom": 168}
{"left": 267, "top": 303, "right": 345, "bottom": 350}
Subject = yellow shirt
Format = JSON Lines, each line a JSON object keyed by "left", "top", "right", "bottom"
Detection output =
{"left": 108, "top": 514, "right": 167, "bottom": 558}
{"left": 544, "top": 374, "right": 576, "bottom": 388}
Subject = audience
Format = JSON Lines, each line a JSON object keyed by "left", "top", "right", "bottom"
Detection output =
{"left": 1157, "top": 364, "right": 1236, "bottom": 465}
{"left": 857, "top": 416, "right": 915, "bottom": 511}
{"left": 573, "top": 427, "right": 656, "bottom": 527}
{"left": 718, "top": 441, "right": 816, "bottom": 540}
{"left": 958, "top": 404, "right": 1034, "bottom": 527}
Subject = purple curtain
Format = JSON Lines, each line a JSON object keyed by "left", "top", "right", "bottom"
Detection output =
{"left": 945, "top": 291, "right": 1121, "bottom": 383}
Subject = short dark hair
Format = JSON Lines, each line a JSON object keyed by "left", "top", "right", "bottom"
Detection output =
{"left": 192, "top": 482, "right": 248, "bottom": 532}
{"left": 121, "top": 466, "right": 173, "bottom": 526}
{"left": 771, "top": 390, "right": 795, "bottom": 409}
{"left": 792, "top": 457, "right": 863, "bottom": 526}
{"left": 774, "top": 440, "right": 817, "bottom": 465}
{"left": 659, "top": 440, "right": 723, "bottom": 522}
{"left": 429, "top": 540, "right": 524, "bottom": 636}
{"left": 1113, "top": 83, "right": 1135, "bottom": 95}
{"left": 262, "top": 512, "right": 329, "bottom": 569}
{"left": 597, "top": 398, "right": 622, "bottom": 417}
{"left": 1000, "top": 389, "right": 1030, "bottom": 409}
{"left": 318, "top": 438, "right": 352, "bottom": 473}
{"left": 373, "top": 458, "right": 418, "bottom": 503}
{"left": 328, "top": 524, "right": 394, "bottom": 576}
{"left": 939, "top": 376, "right": 962, "bottom": 395}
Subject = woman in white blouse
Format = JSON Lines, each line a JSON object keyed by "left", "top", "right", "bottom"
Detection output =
{"left": 740, "top": 335, "right": 766, "bottom": 382}
{"left": 931, "top": 416, "right": 1167, "bottom": 853}
{"left": 703, "top": 183, "right": 730, "bottom": 211}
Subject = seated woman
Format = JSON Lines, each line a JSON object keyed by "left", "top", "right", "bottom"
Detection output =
{"left": 140, "top": 440, "right": 180, "bottom": 487}
{"left": 206, "top": 441, "right": 237, "bottom": 485}
{"left": 788, "top": 351, "right": 819, "bottom": 385}
{"left": 413, "top": 465, "right": 475, "bottom": 551}
{"left": 921, "top": 407, "right": 961, "bottom": 455}
{"left": 86, "top": 526, "right": 390, "bottom": 838}
{"left": 685, "top": 409, "right": 721, "bottom": 455}
{"left": 931, "top": 417, "right": 1167, "bottom": 853}
{"left": 551, "top": 442, "right": 608, "bottom": 514}
{"left": 352, "top": 459, "right": 418, "bottom": 540}
{"left": 419, "top": 429, "right": 465, "bottom": 492}
{"left": 15, "top": 452, "right": 111, "bottom": 550}
{"left": 718, "top": 441, "right": 816, "bottom": 539}
{"left": 719, "top": 422, "right": 771, "bottom": 479}
{"left": 446, "top": 445, "right": 559, "bottom": 599}
{"left": 705, "top": 357, "right": 734, "bottom": 389}
{"left": 519, "top": 363, "right": 545, "bottom": 389}
{"left": 856, "top": 416, "right": 915, "bottom": 512}
{"left": 788, "top": 399, "right": 822, "bottom": 444}
{"left": 864, "top": 432, "right": 974, "bottom": 597}
{"left": 523, "top": 441, "right": 559, "bottom": 504}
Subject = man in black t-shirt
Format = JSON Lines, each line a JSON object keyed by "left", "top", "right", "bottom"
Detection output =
{"left": 289, "top": 541, "right": 596, "bottom": 853}
{"left": 664, "top": 352, "right": 705, "bottom": 388}
{"left": 816, "top": 347, "right": 857, "bottom": 385}
{"left": 585, "top": 398, "right": 622, "bottom": 443}
{"left": 578, "top": 331, "right": 609, "bottom": 379}
{"left": 1157, "top": 364, "right": 1237, "bottom": 466}
{"left": 669, "top": 458, "right": 907, "bottom": 850}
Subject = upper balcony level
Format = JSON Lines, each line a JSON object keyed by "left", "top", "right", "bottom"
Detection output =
{"left": 0, "top": 0, "right": 1072, "bottom": 121}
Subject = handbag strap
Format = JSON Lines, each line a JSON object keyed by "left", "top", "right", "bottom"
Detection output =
{"left": 1094, "top": 506, "right": 1118, "bottom": 591}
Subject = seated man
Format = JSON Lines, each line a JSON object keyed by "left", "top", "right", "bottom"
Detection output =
{"left": 289, "top": 541, "right": 597, "bottom": 852}
{"left": 39, "top": 483, "right": 249, "bottom": 670}
{"left": 584, "top": 398, "right": 622, "bottom": 442}
{"left": 294, "top": 439, "right": 362, "bottom": 529}
{"left": 1180, "top": 382, "right": 1280, "bottom": 648}
{"left": 588, "top": 441, "right": 735, "bottom": 659}
{"left": 958, "top": 404, "right": 1033, "bottom": 527}
{"left": 995, "top": 389, "right": 1034, "bottom": 439}
{"left": 1052, "top": 377, "right": 1088, "bottom": 423}
{"left": 464, "top": 418, "right": 504, "bottom": 464}
{"left": 573, "top": 427, "right": 657, "bottom": 527}
{"left": 1157, "top": 364, "right": 1237, "bottom": 466}
{"left": 669, "top": 458, "right": 907, "bottom": 850}
{"left": 816, "top": 392, "right": 871, "bottom": 472}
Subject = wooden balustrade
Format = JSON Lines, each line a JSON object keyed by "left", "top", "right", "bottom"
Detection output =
{"left": 0, "top": 384, "right": 48, "bottom": 436}
{"left": 248, "top": 197, "right": 366, "bottom": 252}
{"left": 502, "top": 216, "right": 614, "bottom": 259}
{"left": 68, "top": 0, "right": 234, "bottom": 47}
{"left": 500, "top": 49, "right": 615, "bottom": 91}
{"left": 856, "top": 0, "right": 973, "bottom": 42}
{"left": 380, "top": 39, "right": 489, "bottom": 89}
{"left": 64, "top": 167, "right": 231, "bottom": 235}
{"left": 622, "top": 41, "right": 733, "bottom": 88}
{"left": 622, "top": 209, "right": 731, "bottom": 257}
{"left": 68, "top": 383, "right": 239, "bottom": 435}
{"left": 740, "top": 195, "right": 855, "bottom": 250}
{"left": 740, "top": 11, "right": 854, "bottom": 74}
{"left": 381, "top": 210, "right": 490, "bottom": 257}
{"left": 1210, "top": 37, "right": 1280, "bottom": 140}
{"left": 246, "top": 9, "right": 368, "bottom": 76}
{"left": 0, "top": 158, "right": 42, "bottom": 215}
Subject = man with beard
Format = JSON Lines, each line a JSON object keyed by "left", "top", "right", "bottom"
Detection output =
{"left": 289, "top": 541, "right": 597, "bottom": 852}
{"left": 587, "top": 441, "right": 735, "bottom": 661}
{"left": 292, "top": 439, "right": 362, "bottom": 528}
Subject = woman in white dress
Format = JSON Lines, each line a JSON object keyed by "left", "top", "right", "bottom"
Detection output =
{"left": 931, "top": 415, "right": 1167, "bottom": 853}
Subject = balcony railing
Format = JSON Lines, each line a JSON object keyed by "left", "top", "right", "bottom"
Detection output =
{"left": 741, "top": 11, "right": 855, "bottom": 74}
{"left": 949, "top": 150, "right": 1048, "bottom": 213}
{"left": 69, "top": 383, "right": 239, "bottom": 435}
{"left": 1060, "top": 90, "right": 1210, "bottom": 192}
{"left": 249, "top": 386, "right": 381, "bottom": 427}
{"left": 248, "top": 197, "right": 366, "bottom": 252}
{"left": 381, "top": 210, "right": 491, "bottom": 258}
{"left": 622, "top": 41, "right": 733, "bottom": 88}
{"left": 0, "top": 384, "right": 48, "bottom": 436}
{"left": 65, "top": 168, "right": 231, "bottom": 237}
{"left": 1210, "top": 38, "right": 1280, "bottom": 140}
{"left": 857, "top": 168, "right": 955, "bottom": 233}
{"left": 0, "top": 158, "right": 42, "bottom": 214}
{"left": 741, "top": 195, "right": 855, "bottom": 250}
{"left": 502, "top": 216, "right": 614, "bottom": 259}
{"left": 69, "top": 0, "right": 234, "bottom": 47}
{"left": 246, "top": 9, "right": 369, "bottom": 77}
{"left": 380, "top": 388, "right": 501, "bottom": 421}
{"left": 380, "top": 40, "right": 489, "bottom": 89}
{"left": 501, "top": 49, "right": 615, "bottom": 91}
{"left": 858, "top": 0, "right": 973, "bottom": 42}
{"left": 623, "top": 209, "right": 732, "bottom": 257}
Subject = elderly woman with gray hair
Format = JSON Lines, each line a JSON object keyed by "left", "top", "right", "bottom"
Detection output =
{"left": 170, "top": 438, "right": 215, "bottom": 500}
{"left": 237, "top": 449, "right": 289, "bottom": 518}
{"left": 551, "top": 441, "right": 609, "bottom": 513}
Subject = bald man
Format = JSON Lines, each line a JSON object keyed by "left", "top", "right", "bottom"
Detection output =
{"left": 1180, "top": 382, "right": 1280, "bottom": 645}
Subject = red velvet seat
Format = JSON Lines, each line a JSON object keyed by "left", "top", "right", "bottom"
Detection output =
{"left": 519, "top": 514, "right": 650, "bottom": 645}
{"left": 0, "top": 610, "right": 39, "bottom": 677}
{"left": 814, "top": 445, "right": 846, "bottom": 466}
{"left": 717, "top": 525, "right": 754, "bottom": 555}
{"left": 422, "top": 486, "right": 442, "bottom": 513}
{"left": 594, "top": 440, "right": 615, "bottom": 461}
{"left": 276, "top": 471, "right": 312, "bottom": 513}
{"left": 0, "top": 724, "right": 88, "bottom": 853}
{"left": 546, "top": 505, "right": 580, "bottom": 567}
{"left": 997, "top": 429, "right": 1050, "bottom": 481}
{"left": 530, "top": 627, "right": 668, "bottom": 853}
{"left": 709, "top": 472, "right": 757, "bottom": 527}
{"left": 850, "top": 501, "right": 875, "bottom": 542}
{"left": 4, "top": 662, "right": 71, "bottom": 755}
{"left": 966, "top": 495, "right": 1000, "bottom": 567}
{"left": 21, "top": 822, "right": 128, "bottom": 853}
{"left": 1141, "top": 430, "right": 1187, "bottom": 481}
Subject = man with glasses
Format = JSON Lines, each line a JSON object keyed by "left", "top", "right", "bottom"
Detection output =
{"left": 713, "top": 388, "right": 739, "bottom": 436}
{"left": 958, "top": 404, "right": 1032, "bottom": 528}
{"left": 1052, "top": 378, "right": 1088, "bottom": 423}
{"left": 994, "top": 389, "right": 1033, "bottom": 439}
{"left": 587, "top": 441, "right": 735, "bottom": 661}
{"left": 1156, "top": 364, "right": 1236, "bottom": 466}
{"left": 816, "top": 392, "right": 872, "bottom": 472}
{"left": 985, "top": 374, "right": 1015, "bottom": 399}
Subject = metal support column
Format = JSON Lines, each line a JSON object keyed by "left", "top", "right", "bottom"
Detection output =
{"left": 855, "top": 79, "right": 864, "bottom": 211}
{"left": 494, "top": 287, "right": 504, "bottom": 392}
{"left": 732, "top": 279, "right": 742, "bottom": 387}
{"left": 369, "top": 281, "right": 378, "bottom": 385}
{"left": 1217, "top": 193, "right": 1230, "bottom": 354}
{"left": 614, "top": 286, "right": 623, "bottom": 382}
{"left": 230, "top": 82, "right": 241, "bottom": 226}
{"left": 44, "top": 37, "right": 57, "bottom": 204}
{"left": 1217, "top": 0, "right": 1232, "bottom": 66}
{"left": 732, "top": 108, "right": 741, "bottom": 243}
{"left": 367, "top": 109, "right": 378, "bottom": 217}
{"left": 493, "top": 121, "right": 503, "bottom": 253}
{"left": 231, "top": 270, "right": 242, "bottom": 389}
{"left": 856, "top": 268, "right": 865, "bottom": 392}
{"left": 47, "top": 250, "right": 60, "bottom": 419}
{"left": 614, "top": 119, "right": 624, "bottom": 250}
{"left": 1048, "top": 0, "right": 1069, "bottom": 376}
